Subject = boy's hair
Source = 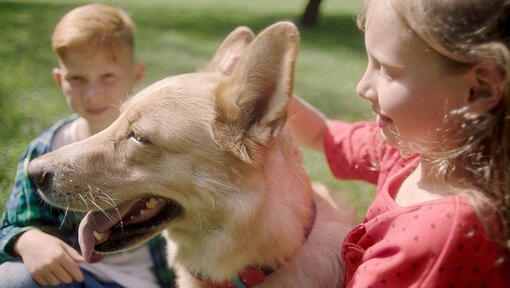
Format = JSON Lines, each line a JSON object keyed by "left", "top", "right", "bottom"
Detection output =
{"left": 359, "top": 0, "right": 510, "bottom": 255}
{"left": 52, "top": 3, "right": 135, "bottom": 59}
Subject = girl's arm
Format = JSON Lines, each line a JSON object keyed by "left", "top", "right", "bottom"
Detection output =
{"left": 287, "top": 94, "right": 328, "bottom": 152}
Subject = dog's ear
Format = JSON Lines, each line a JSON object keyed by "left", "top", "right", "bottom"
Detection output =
{"left": 201, "top": 26, "right": 255, "bottom": 74}
{"left": 213, "top": 21, "right": 300, "bottom": 165}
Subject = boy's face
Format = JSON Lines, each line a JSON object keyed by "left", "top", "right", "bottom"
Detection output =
{"left": 53, "top": 46, "right": 144, "bottom": 132}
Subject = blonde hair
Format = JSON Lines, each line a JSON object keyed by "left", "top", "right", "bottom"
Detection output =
{"left": 52, "top": 3, "right": 135, "bottom": 59}
{"left": 359, "top": 0, "right": 510, "bottom": 254}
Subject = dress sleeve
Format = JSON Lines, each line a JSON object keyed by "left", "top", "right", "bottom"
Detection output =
{"left": 344, "top": 198, "right": 509, "bottom": 287}
{"left": 323, "top": 121, "right": 389, "bottom": 184}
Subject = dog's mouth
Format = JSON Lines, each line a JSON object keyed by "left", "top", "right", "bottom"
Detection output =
{"left": 78, "top": 196, "right": 182, "bottom": 262}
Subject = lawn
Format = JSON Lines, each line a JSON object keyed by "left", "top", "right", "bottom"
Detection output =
{"left": 0, "top": 0, "right": 374, "bottom": 221}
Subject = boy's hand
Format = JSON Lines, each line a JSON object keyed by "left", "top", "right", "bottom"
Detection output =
{"left": 14, "top": 229, "right": 85, "bottom": 286}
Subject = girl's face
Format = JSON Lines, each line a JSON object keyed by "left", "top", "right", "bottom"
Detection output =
{"left": 356, "top": 0, "right": 472, "bottom": 151}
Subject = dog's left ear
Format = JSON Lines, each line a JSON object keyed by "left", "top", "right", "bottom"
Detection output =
{"left": 213, "top": 21, "right": 300, "bottom": 165}
{"left": 201, "top": 26, "right": 255, "bottom": 74}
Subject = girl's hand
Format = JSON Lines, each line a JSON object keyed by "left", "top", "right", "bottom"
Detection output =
{"left": 288, "top": 95, "right": 328, "bottom": 152}
{"left": 14, "top": 229, "right": 85, "bottom": 286}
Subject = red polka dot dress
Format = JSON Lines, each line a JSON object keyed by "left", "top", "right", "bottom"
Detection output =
{"left": 324, "top": 121, "right": 510, "bottom": 288}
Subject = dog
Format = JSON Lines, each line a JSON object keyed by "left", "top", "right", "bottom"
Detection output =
{"left": 29, "top": 22, "right": 354, "bottom": 287}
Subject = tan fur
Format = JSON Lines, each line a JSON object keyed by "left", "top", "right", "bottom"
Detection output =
{"left": 29, "top": 22, "right": 355, "bottom": 287}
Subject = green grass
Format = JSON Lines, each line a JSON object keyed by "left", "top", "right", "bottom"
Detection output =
{"left": 0, "top": 0, "right": 374, "bottom": 221}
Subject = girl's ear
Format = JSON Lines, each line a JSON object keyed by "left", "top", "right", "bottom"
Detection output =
{"left": 467, "top": 64, "right": 505, "bottom": 114}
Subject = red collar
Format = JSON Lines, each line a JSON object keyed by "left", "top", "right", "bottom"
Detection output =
{"left": 198, "top": 268, "right": 266, "bottom": 288}
{"left": 195, "top": 199, "right": 317, "bottom": 288}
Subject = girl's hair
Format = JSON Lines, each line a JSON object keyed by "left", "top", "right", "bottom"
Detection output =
{"left": 358, "top": 0, "right": 510, "bottom": 254}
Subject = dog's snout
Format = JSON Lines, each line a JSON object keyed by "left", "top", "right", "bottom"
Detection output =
{"left": 28, "top": 159, "right": 52, "bottom": 190}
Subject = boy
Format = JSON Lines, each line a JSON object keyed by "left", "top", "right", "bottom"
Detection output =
{"left": 0, "top": 4, "right": 175, "bottom": 288}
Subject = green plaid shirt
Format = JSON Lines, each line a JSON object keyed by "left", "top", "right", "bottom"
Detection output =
{"left": 0, "top": 115, "right": 176, "bottom": 287}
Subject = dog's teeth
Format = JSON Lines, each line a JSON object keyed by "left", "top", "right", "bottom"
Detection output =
{"left": 146, "top": 198, "right": 161, "bottom": 208}
{"left": 93, "top": 231, "right": 105, "bottom": 241}
{"left": 140, "top": 209, "right": 146, "bottom": 215}
{"left": 130, "top": 216, "right": 136, "bottom": 220}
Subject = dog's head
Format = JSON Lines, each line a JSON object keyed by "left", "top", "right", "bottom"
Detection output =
{"left": 29, "top": 22, "right": 300, "bottom": 260}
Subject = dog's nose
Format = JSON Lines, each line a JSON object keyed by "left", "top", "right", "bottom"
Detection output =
{"left": 28, "top": 159, "right": 52, "bottom": 190}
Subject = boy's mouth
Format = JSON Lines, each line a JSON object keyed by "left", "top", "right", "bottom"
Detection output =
{"left": 87, "top": 107, "right": 109, "bottom": 115}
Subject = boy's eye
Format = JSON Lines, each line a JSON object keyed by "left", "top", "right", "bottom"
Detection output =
{"left": 102, "top": 74, "right": 116, "bottom": 82}
{"left": 69, "top": 76, "right": 85, "bottom": 83}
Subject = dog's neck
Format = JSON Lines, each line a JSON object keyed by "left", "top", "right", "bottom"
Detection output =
{"left": 193, "top": 199, "right": 317, "bottom": 288}
{"left": 165, "top": 129, "right": 315, "bottom": 282}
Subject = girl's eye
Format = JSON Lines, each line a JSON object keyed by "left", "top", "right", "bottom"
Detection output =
{"left": 380, "top": 66, "right": 397, "bottom": 80}
{"left": 380, "top": 68, "right": 392, "bottom": 79}
{"left": 128, "top": 131, "right": 151, "bottom": 145}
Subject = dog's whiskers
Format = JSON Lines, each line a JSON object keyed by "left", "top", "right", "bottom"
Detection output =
{"left": 203, "top": 177, "right": 234, "bottom": 190}
{"left": 98, "top": 192, "right": 124, "bottom": 230}
{"left": 99, "top": 191, "right": 117, "bottom": 202}
{"left": 59, "top": 198, "right": 70, "bottom": 229}
{"left": 86, "top": 190, "right": 117, "bottom": 225}
{"left": 78, "top": 193, "right": 89, "bottom": 209}
{"left": 97, "top": 193, "right": 117, "bottom": 209}
{"left": 89, "top": 197, "right": 117, "bottom": 225}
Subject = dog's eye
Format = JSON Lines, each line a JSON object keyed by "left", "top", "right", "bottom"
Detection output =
{"left": 128, "top": 131, "right": 151, "bottom": 145}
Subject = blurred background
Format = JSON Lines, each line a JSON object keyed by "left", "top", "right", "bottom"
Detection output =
{"left": 0, "top": 0, "right": 374, "bottom": 221}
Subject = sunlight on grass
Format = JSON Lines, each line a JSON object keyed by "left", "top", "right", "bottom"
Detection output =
{"left": 0, "top": 0, "right": 374, "bottom": 220}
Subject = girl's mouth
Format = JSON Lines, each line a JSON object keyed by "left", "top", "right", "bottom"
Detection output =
{"left": 372, "top": 106, "right": 393, "bottom": 127}
{"left": 376, "top": 113, "right": 393, "bottom": 128}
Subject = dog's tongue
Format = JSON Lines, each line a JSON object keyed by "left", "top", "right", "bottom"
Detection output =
{"left": 78, "top": 200, "right": 139, "bottom": 263}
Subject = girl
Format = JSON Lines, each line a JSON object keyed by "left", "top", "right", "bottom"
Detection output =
{"left": 290, "top": 0, "right": 510, "bottom": 286}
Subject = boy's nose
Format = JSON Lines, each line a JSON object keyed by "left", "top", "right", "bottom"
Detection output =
{"left": 84, "top": 83, "right": 105, "bottom": 103}
{"left": 28, "top": 159, "right": 52, "bottom": 191}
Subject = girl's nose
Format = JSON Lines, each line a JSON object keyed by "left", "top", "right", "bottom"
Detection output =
{"left": 356, "top": 69, "right": 377, "bottom": 102}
